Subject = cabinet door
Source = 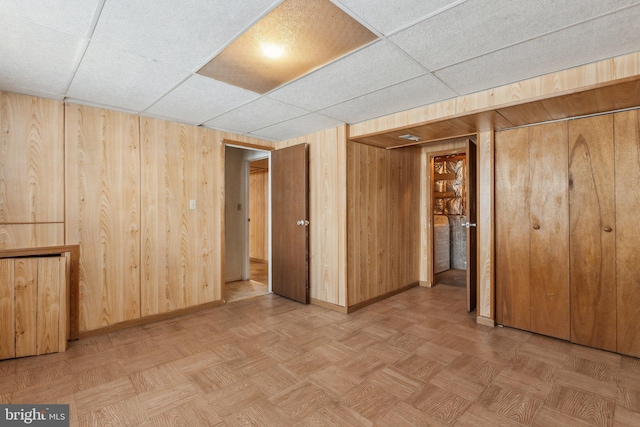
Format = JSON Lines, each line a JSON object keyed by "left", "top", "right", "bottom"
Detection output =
{"left": 495, "top": 127, "right": 531, "bottom": 330}
{"left": 569, "top": 116, "right": 616, "bottom": 352}
{"left": 615, "top": 110, "right": 640, "bottom": 357}
{"left": 0, "top": 259, "right": 15, "bottom": 359}
{"left": 529, "top": 122, "right": 570, "bottom": 340}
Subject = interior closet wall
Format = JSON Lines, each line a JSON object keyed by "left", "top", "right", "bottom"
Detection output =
{"left": 495, "top": 110, "right": 640, "bottom": 357}
{"left": 347, "top": 142, "right": 421, "bottom": 308}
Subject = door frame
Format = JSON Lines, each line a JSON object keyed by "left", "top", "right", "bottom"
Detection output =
{"left": 424, "top": 142, "right": 477, "bottom": 309}
{"left": 222, "top": 143, "right": 272, "bottom": 298}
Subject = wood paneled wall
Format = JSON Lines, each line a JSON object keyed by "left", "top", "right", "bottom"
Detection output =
{"left": 140, "top": 118, "right": 221, "bottom": 316}
{"left": 249, "top": 170, "right": 268, "bottom": 262}
{"left": 65, "top": 105, "right": 141, "bottom": 331}
{"left": 347, "top": 142, "right": 421, "bottom": 307}
{"left": 276, "top": 126, "right": 347, "bottom": 308}
{"left": 0, "top": 92, "right": 64, "bottom": 249}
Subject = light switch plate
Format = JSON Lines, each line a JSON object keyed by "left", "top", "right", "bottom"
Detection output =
{"left": 189, "top": 200, "right": 196, "bottom": 210}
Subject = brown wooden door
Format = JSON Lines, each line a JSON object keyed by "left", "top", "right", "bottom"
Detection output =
{"left": 569, "top": 115, "right": 616, "bottom": 352}
{"left": 614, "top": 110, "right": 640, "bottom": 357}
{"left": 271, "top": 144, "right": 309, "bottom": 304}
{"left": 465, "top": 139, "right": 477, "bottom": 313}
{"left": 529, "top": 122, "right": 570, "bottom": 340}
{"left": 495, "top": 128, "right": 531, "bottom": 330}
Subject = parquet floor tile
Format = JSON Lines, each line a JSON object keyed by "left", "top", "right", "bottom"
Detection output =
{"left": 1, "top": 284, "right": 639, "bottom": 426}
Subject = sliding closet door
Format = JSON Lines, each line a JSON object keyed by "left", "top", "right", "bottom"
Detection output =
{"left": 615, "top": 110, "right": 640, "bottom": 357}
{"left": 495, "top": 127, "right": 531, "bottom": 330}
{"left": 568, "top": 115, "right": 616, "bottom": 352}
{"left": 529, "top": 122, "right": 570, "bottom": 340}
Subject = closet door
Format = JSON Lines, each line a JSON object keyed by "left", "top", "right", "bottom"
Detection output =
{"left": 529, "top": 122, "right": 570, "bottom": 340}
{"left": 495, "top": 127, "right": 531, "bottom": 330}
{"left": 615, "top": 110, "right": 640, "bottom": 357}
{"left": 568, "top": 115, "right": 616, "bottom": 352}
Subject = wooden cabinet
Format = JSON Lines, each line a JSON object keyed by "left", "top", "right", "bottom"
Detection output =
{"left": 0, "top": 255, "right": 68, "bottom": 360}
{"left": 496, "top": 122, "right": 570, "bottom": 340}
{"left": 496, "top": 110, "right": 640, "bottom": 357}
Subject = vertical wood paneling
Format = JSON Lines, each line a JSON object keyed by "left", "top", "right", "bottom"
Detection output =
{"left": 14, "top": 258, "right": 37, "bottom": 357}
{"left": 65, "top": 104, "right": 140, "bottom": 332}
{"left": 347, "top": 142, "right": 420, "bottom": 307}
{"left": 495, "top": 127, "right": 530, "bottom": 330}
{"left": 36, "top": 257, "right": 60, "bottom": 355}
{"left": 529, "top": 122, "right": 570, "bottom": 340}
{"left": 196, "top": 128, "right": 220, "bottom": 305}
{"left": 249, "top": 170, "right": 268, "bottom": 261}
{"left": 0, "top": 92, "right": 64, "bottom": 223}
{"left": 141, "top": 119, "right": 221, "bottom": 316}
{"left": 614, "top": 110, "right": 640, "bottom": 357}
{"left": 477, "top": 130, "right": 495, "bottom": 321}
{"left": 569, "top": 115, "right": 616, "bottom": 352}
{"left": 141, "top": 118, "right": 194, "bottom": 314}
{"left": 0, "top": 223, "right": 64, "bottom": 250}
{"left": 0, "top": 259, "right": 14, "bottom": 359}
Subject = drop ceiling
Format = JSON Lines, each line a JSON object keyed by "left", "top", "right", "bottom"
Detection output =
{"left": 1, "top": 0, "right": 639, "bottom": 142}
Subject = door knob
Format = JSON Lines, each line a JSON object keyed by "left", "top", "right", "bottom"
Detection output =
{"left": 296, "top": 220, "right": 309, "bottom": 226}
{"left": 462, "top": 222, "right": 477, "bottom": 228}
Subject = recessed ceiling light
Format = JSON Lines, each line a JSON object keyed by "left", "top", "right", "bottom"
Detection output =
{"left": 261, "top": 42, "right": 285, "bottom": 59}
{"left": 197, "top": 0, "right": 378, "bottom": 94}
{"left": 399, "top": 134, "right": 422, "bottom": 142}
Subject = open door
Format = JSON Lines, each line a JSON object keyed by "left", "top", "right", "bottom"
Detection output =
{"left": 465, "top": 139, "right": 477, "bottom": 312}
{"left": 271, "top": 144, "right": 309, "bottom": 304}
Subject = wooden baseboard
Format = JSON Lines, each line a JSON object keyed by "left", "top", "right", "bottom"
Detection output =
{"left": 347, "top": 282, "right": 420, "bottom": 313}
{"left": 310, "top": 298, "right": 348, "bottom": 313}
{"left": 476, "top": 315, "right": 495, "bottom": 327}
{"left": 419, "top": 281, "right": 433, "bottom": 288}
{"left": 79, "top": 299, "right": 225, "bottom": 339}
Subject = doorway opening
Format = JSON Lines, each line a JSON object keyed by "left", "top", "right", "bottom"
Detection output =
{"left": 426, "top": 137, "right": 477, "bottom": 312}
{"left": 433, "top": 152, "right": 467, "bottom": 289}
{"left": 223, "top": 145, "right": 271, "bottom": 303}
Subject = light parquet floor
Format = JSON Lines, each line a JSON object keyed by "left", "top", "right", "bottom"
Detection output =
{"left": 2, "top": 284, "right": 639, "bottom": 426}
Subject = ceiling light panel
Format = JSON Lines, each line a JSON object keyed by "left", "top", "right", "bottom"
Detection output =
{"left": 197, "top": 0, "right": 378, "bottom": 94}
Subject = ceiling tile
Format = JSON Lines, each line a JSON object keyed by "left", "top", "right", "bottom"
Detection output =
{"left": 248, "top": 113, "right": 343, "bottom": 141}
{"left": 204, "top": 98, "right": 310, "bottom": 134}
{"left": 67, "top": 41, "right": 190, "bottom": 112}
{"left": 319, "top": 74, "right": 457, "bottom": 124}
{"left": 91, "top": 0, "right": 278, "bottom": 71}
{"left": 145, "top": 74, "right": 260, "bottom": 125}
{"left": 0, "top": 13, "right": 85, "bottom": 96}
{"left": 334, "top": 0, "right": 459, "bottom": 35}
{"left": 390, "top": 0, "right": 640, "bottom": 71}
{"left": 267, "top": 40, "right": 425, "bottom": 110}
{"left": 435, "top": 5, "right": 640, "bottom": 95}
{"left": 0, "top": 0, "right": 100, "bottom": 37}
